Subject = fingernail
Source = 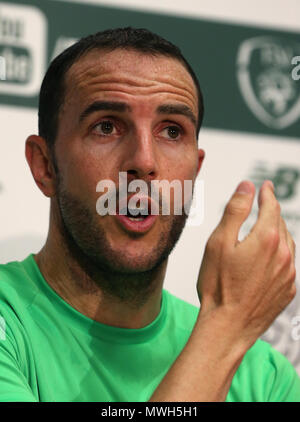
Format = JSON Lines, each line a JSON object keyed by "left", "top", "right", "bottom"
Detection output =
{"left": 236, "top": 181, "right": 252, "bottom": 194}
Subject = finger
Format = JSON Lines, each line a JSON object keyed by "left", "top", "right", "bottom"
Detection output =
{"left": 217, "top": 180, "right": 255, "bottom": 245}
{"left": 279, "top": 216, "right": 295, "bottom": 255}
{"left": 286, "top": 227, "right": 296, "bottom": 265}
{"left": 277, "top": 216, "right": 295, "bottom": 268}
{"left": 251, "top": 180, "right": 280, "bottom": 236}
{"left": 279, "top": 215, "right": 288, "bottom": 243}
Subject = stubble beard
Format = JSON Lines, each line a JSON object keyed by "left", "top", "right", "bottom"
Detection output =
{"left": 55, "top": 175, "right": 189, "bottom": 306}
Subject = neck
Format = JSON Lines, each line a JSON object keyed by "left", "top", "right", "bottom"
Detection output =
{"left": 34, "top": 212, "right": 168, "bottom": 329}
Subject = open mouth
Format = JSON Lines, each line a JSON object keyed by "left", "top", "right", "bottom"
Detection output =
{"left": 115, "top": 197, "right": 158, "bottom": 233}
{"left": 119, "top": 205, "right": 149, "bottom": 221}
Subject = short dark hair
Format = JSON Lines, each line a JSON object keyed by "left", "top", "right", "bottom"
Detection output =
{"left": 38, "top": 27, "right": 204, "bottom": 149}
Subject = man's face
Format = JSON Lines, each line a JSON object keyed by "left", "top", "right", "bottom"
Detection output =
{"left": 53, "top": 48, "right": 203, "bottom": 274}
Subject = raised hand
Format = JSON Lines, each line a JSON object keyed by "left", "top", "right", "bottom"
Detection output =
{"left": 197, "top": 180, "right": 296, "bottom": 348}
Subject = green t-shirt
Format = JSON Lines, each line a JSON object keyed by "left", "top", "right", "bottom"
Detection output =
{"left": 0, "top": 254, "right": 299, "bottom": 402}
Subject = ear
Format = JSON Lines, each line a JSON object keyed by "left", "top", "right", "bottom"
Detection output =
{"left": 196, "top": 148, "right": 205, "bottom": 177}
{"left": 25, "top": 135, "right": 57, "bottom": 197}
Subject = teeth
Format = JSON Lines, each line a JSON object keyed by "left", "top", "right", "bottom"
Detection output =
{"left": 118, "top": 205, "right": 149, "bottom": 216}
{"left": 127, "top": 207, "right": 148, "bottom": 216}
{"left": 128, "top": 207, "right": 147, "bottom": 211}
{"left": 128, "top": 217, "right": 144, "bottom": 222}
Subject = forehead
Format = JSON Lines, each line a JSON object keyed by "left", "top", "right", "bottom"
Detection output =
{"left": 63, "top": 48, "right": 198, "bottom": 115}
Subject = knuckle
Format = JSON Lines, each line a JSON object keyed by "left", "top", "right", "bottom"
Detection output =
{"left": 225, "top": 199, "right": 249, "bottom": 216}
{"left": 262, "top": 228, "right": 280, "bottom": 250}
{"left": 288, "top": 267, "right": 297, "bottom": 284}
{"left": 288, "top": 284, "right": 297, "bottom": 301}
{"left": 279, "top": 245, "right": 292, "bottom": 267}
{"left": 205, "top": 238, "right": 214, "bottom": 254}
{"left": 207, "top": 232, "right": 224, "bottom": 252}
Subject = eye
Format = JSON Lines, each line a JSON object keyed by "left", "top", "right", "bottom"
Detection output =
{"left": 93, "top": 120, "right": 117, "bottom": 136}
{"left": 160, "top": 125, "right": 182, "bottom": 140}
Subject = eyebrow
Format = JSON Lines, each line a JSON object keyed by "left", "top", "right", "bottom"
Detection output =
{"left": 156, "top": 104, "right": 197, "bottom": 128}
{"left": 79, "top": 101, "right": 131, "bottom": 122}
{"left": 79, "top": 100, "right": 197, "bottom": 128}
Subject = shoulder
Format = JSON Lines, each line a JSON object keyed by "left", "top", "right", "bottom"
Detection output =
{"left": 228, "top": 339, "right": 300, "bottom": 402}
{"left": 0, "top": 256, "right": 40, "bottom": 373}
{"left": 0, "top": 255, "right": 38, "bottom": 310}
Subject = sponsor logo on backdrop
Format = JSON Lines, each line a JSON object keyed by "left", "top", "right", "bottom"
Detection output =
{"left": 249, "top": 162, "right": 300, "bottom": 201}
{"left": 291, "top": 316, "right": 300, "bottom": 341}
{"left": 292, "top": 56, "right": 300, "bottom": 81}
{"left": 247, "top": 162, "right": 300, "bottom": 238}
{"left": 261, "top": 291, "right": 300, "bottom": 368}
{"left": 0, "top": 2, "right": 47, "bottom": 96}
{"left": 0, "top": 55, "right": 5, "bottom": 80}
{"left": 237, "top": 36, "right": 300, "bottom": 129}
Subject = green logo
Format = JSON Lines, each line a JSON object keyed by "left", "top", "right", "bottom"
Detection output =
{"left": 237, "top": 37, "right": 300, "bottom": 129}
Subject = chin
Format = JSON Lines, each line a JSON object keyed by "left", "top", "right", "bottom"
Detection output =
{"left": 102, "top": 251, "right": 165, "bottom": 274}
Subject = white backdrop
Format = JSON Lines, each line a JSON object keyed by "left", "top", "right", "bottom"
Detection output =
{"left": 1, "top": 0, "right": 300, "bottom": 374}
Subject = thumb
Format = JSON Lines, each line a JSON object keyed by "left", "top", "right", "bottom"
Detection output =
{"left": 218, "top": 181, "right": 256, "bottom": 245}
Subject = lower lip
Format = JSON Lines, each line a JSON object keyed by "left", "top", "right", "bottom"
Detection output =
{"left": 115, "top": 214, "right": 157, "bottom": 233}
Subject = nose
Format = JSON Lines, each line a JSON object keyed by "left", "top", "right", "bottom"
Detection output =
{"left": 121, "top": 128, "right": 158, "bottom": 182}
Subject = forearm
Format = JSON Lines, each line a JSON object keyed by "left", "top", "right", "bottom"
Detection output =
{"left": 149, "top": 308, "right": 249, "bottom": 402}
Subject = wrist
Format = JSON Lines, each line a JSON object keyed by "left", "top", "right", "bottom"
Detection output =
{"left": 149, "top": 305, "right": 250, "bottom": 402}
{"left": 195, "top": 306, "right": 251, "bottom": 363}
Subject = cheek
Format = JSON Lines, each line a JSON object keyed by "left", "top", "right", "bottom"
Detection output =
{"left": 56, "top": 148, "right": 107, "bottom": 205}
{"left": 165, "top": 148, "right": 199, "bottom": 182}
{"left": 162, "top": 162, "right": 198, "bottom": 209}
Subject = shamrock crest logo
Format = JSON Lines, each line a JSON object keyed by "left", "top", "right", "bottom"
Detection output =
{"left": 237, "top": 36, "right": 300, "bottom": 129}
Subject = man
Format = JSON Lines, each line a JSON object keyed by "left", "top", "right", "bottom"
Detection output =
{"left": 0, "top": 27, "right": 299, "bottom": 402}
